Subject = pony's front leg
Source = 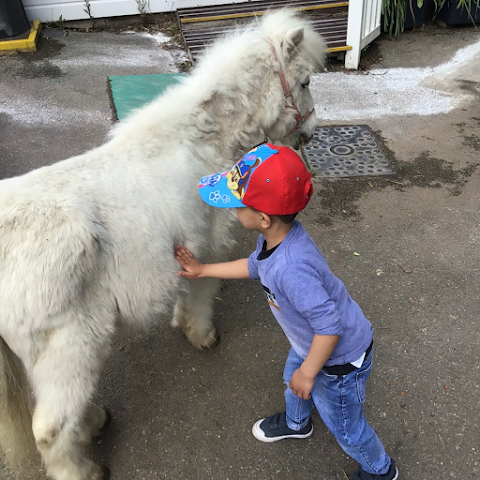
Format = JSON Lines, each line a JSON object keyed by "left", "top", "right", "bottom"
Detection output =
{"left": 31, "top": 324, "right": 111, "bottom": 480}
{"left": 77, "top": 404, "right": 111, "bottom": 447}
{"left": 172, "top": 278, "right": 219, "bottom": 349}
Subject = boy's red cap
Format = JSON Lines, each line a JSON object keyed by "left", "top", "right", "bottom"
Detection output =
{"left": 198, "top": 143, "right": 313, "bottom": 215}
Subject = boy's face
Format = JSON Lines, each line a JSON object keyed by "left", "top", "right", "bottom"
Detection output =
{"left": 236, "top": 207, "right": 264, "bottom": 231}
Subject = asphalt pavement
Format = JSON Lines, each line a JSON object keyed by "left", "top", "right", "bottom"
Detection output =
{"left": 0, "top": 18, "right": 479, "bottom": 480}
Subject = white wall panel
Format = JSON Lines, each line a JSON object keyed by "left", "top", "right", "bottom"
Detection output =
{"left": 24, "top": 0, "right": 252, "bottom": 22}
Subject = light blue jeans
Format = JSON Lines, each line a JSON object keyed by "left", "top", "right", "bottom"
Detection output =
{"left": 283, "top": 346, "right": 392, "bottom": 475}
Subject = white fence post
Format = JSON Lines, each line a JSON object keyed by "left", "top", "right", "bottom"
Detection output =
{"left": 345, "top": 0, "right": 365, "bottom": 69}
{"left": 345, "top": 0, "right": 382, "bottom": 69}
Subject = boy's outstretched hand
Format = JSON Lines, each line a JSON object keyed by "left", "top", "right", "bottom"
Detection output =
{"left": 175, "top": 245, "right": 205, "bottom": 279}
{"left": 175, "top": 246, "right": 249, "bottom": 280}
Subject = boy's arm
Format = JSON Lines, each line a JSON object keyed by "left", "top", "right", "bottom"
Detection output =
{"left": 289, "top": 334, "right": 339, "bottom": 400}
{"left": 175, "top": 245, "right": 250, "bottom": 279}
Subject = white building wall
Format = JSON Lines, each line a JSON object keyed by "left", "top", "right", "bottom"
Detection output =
{"left": 23, "top": 0, "right": 250, "bottom": 22}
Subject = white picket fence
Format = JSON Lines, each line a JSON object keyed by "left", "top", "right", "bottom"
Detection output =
{"left": 345, "top": 0, "right": 383, "bottom": 68}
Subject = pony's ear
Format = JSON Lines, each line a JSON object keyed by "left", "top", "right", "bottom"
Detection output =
{"left": 282, "top": 27, "right": 304, "bottom": 59}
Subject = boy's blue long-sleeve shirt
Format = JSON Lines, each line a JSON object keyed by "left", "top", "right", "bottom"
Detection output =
{"left": 248, "top": 221, "right": 373, "bottom": 366}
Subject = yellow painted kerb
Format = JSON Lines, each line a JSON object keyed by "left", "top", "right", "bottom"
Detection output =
{"left": 0, "top": 20, "right": 41, "bottom": 52}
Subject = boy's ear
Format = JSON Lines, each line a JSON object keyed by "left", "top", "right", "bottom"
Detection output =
{"left": 260, "top": 212, "right": 272, "bottom": 229}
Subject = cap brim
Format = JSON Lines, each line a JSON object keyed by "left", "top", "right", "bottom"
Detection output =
{"left": 198, "top": 170, "right": 246, "bottom": 209}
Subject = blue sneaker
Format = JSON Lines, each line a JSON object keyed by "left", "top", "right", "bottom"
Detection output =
{"left": 351, "top": 460, "right": 399, "bottom": 480}
{"left": 252, "top": 411, "right": 313, "bottom": 443}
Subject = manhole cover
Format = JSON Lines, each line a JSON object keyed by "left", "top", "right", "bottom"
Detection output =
{"left": 302, "top": 125, "right": 394, "bottom": 178}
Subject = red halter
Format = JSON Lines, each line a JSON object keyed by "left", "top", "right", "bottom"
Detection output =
{"left": 265, "top": 38, "right": 314, "bottom": 136}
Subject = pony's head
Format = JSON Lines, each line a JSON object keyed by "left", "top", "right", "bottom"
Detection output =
{"left": 259, "top": 10, "right": 325, "bottom": 149}
{"left": 122, "top": 10, "right": 326, "bottom": 158}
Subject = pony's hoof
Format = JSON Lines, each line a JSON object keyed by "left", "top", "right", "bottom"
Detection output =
{"left": 101, "top": 466, "right": 111, "bottom": 480}
{"left": 184, "top": 326, "right": 219, "bottom": 350}
{"left": 202, "top": 333, "right": 220, "bottom": 350}
{"left": 101, "top": 409, "right": 112, "bottom": 432}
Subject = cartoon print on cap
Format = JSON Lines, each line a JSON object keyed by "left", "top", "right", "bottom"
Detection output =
{"left": 227, "top": 156, "right": 262, "bottom": 200}
{"left": 197, "top": 143, "right": 280, "bottom": 210}
{"left": 209, "top": 190, "right": 221, "bottom": 203}
{"left": 200, "top": 172, "right": 224, "bottom": 188}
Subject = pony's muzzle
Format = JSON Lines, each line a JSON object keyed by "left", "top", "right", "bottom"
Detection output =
{"left": 299, "top": 132, "right": 313, "bottom": 146}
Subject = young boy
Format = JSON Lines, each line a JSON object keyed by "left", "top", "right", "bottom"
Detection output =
{"left": 174, "top": 143, "right": 398, "bottom": 480}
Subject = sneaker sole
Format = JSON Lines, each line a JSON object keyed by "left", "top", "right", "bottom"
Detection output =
{"left": 251, "top": 419, "right": 313, "bottom": 443}
{"left": 352, "top": 466, "right": 399, "bottom": 480}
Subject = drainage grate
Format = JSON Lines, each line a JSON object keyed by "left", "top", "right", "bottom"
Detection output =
{"left": 302, "top": 125, "right": 394, "bottom": 178}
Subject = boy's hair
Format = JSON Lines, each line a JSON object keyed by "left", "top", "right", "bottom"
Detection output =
{"left": 273, "top": 213, "right": 299, "bottom": 224}
{"left": 250, "top": 207, "right": 298, "bottom": 225}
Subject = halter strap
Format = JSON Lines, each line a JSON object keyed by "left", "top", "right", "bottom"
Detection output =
{"left": 264, "top": 38, "right": 314, "bottom": 136}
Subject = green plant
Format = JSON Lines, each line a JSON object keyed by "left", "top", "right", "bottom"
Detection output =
{"left": 44, "top": 15, "right": 64, "bottom": 30}
{"left": 83, "top": 0, "right": 95, "bottom": 30}
{"left": 433, "top": 0, "right": 480, "bottom": 25}
{"left": 382, "top": 0, "right": 424, "bottom": 38}
{"left": 136, "top": 0, "right": 150, "bottom": 16}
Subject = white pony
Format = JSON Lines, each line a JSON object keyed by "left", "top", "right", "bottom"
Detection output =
{"left": 0, "top": 10, "right": 325, "bottom": 480}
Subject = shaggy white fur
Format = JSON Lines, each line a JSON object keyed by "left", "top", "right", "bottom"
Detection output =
{"left": 0, "top": 10, "right": 325, "bottom": 480}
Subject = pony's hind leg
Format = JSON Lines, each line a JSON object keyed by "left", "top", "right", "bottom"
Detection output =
{"left": 0, "top": 337, "right": 41, "bottom": 477}
{"left": 172, "top": 278, "right": 219, "bottom": 349}
{"left": 31, "top": 322, "right": 112, "bottom": 480}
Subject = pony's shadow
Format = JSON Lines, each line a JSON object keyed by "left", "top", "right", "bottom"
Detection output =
{"left": 91, "top": 277, "right": 274, "bottom": 475}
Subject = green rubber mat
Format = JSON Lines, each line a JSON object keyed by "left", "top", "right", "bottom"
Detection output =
{"left": 109, "top": 73, "right": 187, "bottom": 121}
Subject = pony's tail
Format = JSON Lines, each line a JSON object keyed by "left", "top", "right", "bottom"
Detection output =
{"left": 0, "top": 337, "right": 41, "bottom": 477}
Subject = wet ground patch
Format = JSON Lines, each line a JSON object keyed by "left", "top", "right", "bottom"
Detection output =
{"left": 313, "top": 134, "right": 479, "bottom": 224}
{"left": 29, "top": 36, "right": 64, "bottom": 60}
{"left": 12, "top": 37, "right": 64, "bottom": 79}
{"left": 457, "top": 79, "right": 480, "bottom": 99}
{"left": 15, "top": 61, "right": 63, "bottom": 79}
{"left": 456, "top": 119, "right": 480, "bottom": 152}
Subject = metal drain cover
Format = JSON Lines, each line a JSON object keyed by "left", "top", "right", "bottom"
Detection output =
{"left": 302, "top": 125, "right": 394, "bottom": 178}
